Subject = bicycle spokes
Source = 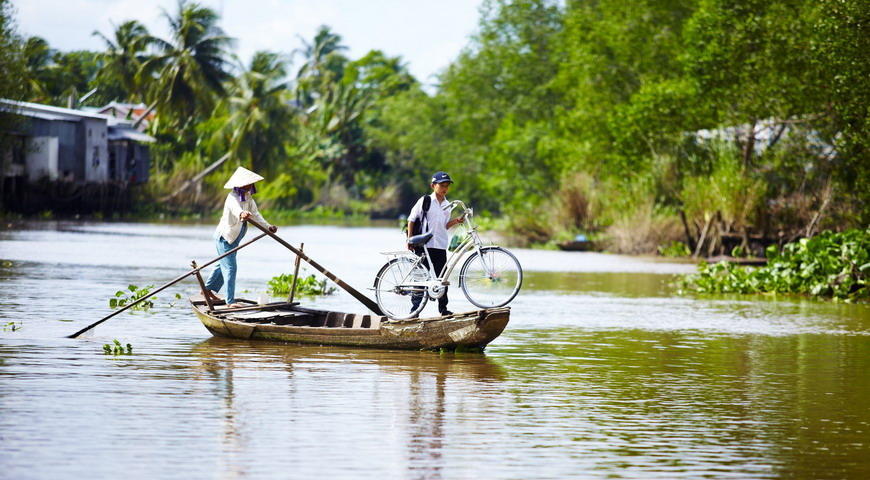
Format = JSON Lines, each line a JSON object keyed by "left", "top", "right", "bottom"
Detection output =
{"left": 374, "top": 257, "right": 429, "bottom": 319}
{"left": 460, "top": 247, "right": 523, "bottom": 309}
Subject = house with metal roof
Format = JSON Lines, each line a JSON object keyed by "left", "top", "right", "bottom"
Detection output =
{"left": 1, "top": 98, "right": 154, "bottom": 186}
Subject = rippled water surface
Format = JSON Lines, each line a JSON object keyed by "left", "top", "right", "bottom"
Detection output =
{"left": 1, "top": 221, "right": 869, "bottom": 479}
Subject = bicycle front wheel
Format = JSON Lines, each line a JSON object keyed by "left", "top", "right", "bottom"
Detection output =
{"left": 459, "top": 246, "right": 523, "bottom": 308}
{"left": 373, "top": 257, "right": 429, "bottom": 320}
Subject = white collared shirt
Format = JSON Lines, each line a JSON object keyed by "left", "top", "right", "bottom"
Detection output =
{"left": 408, "top": 193, "right": 451, "bottom": 249}
{"left": 214, "top": 191, "right": 271, "bottom": 243}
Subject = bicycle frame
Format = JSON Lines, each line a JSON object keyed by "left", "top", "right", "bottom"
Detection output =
{"left": 388, "top": 201, "right": 488, "bottom": 296}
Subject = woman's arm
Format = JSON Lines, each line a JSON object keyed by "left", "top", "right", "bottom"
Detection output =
{"left": 247, "top": 198, "right": 277, "bottom": 232}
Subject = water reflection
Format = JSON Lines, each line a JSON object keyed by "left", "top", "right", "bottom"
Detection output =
{"left": 184, "top": 338, "right": 505, "bottom": 479}
{"left": 523, "top": 270, "right": 677, "bottom": 297}
{"left": 496, "top": 328, "right": 870, "bottom": 478}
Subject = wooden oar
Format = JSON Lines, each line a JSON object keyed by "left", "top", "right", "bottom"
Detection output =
{"left": 67, "top": 232, "right": 269, "bottom": 339}
{"left": 246, "top": 219, "right": 384, "bottom": 315}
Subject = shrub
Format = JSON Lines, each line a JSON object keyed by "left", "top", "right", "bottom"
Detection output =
{"left": 604, "top": 200, "right": 683, "bottom": 254}
{"left": 659, "top": 241, "right": 692, "bottom": 257}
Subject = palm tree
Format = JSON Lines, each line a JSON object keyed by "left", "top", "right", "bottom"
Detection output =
{"left": 143, "top": 0, "right": 234, "bottom": 125}
{"left": 92, "top": 20, "right": 151, "bottom": 102}
{"left": 219, "top": 51, "right": 292, "bottom": 172}
{"left": 21, "top": 36, "right": 52, "bottom": 102}
{"left": 293, "top": 25, "right": 348, "bottom": 107}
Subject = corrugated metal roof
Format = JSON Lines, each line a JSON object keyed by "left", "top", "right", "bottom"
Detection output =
{"left": 0, "top": 98, "right": 110, "bottom": 121}
{"left": 107, "top": 127, "right": 155, "bottom": 143}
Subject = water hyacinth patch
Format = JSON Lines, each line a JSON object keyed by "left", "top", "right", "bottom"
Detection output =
{"left": 109, "top": 284, "right": 155, "bottom": 310}
{"left": 267, "top": 270, "right": 336, "bottom": 297}
{"left": 679, "top": 229, "right": 870, "bottom": 301}
{"left": 103, "top": 339, "right": 133, "bottom": 355}
{"left": 3, "top": 321, "right": 21, "bottom": 332}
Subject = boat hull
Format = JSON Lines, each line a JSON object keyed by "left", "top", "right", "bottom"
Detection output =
{"left": 191, "top": 300, "right": 510, "bottom": 351}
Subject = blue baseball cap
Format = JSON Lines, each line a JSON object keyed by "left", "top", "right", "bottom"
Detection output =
{"left": 431, "top": 171, "right": 453, "bottom": 184}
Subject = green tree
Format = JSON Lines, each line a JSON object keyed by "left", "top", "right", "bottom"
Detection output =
{"left": 20, "top": 36, "right": 53, "bottom": 102}
{"left": 143, "top": 0, "right": 234, "bottom": 127}
{"left": 92, "top": 20, "right": 152, "bottom": 103}
{"left": 293, "top": 25, "right": 348, "bottom": 108}
{"left": 0, "top": 0, "right": 28, "bottom": 210}
{"left": 218, "top": 51, "right": 291, "bottom": 173}
{"left": 0, "top": 0, "right": 26, "bottom": 103}
{"left": 810, "top": 0, "right": 870, "bottom": 223}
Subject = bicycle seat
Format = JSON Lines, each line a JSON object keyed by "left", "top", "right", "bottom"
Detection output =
{"left": 407, "top": 232, "right": 433, "bottom": 246}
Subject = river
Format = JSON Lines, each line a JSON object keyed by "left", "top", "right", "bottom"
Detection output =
{"left": 1, "top": 221, "right": 868, "bottom": 479}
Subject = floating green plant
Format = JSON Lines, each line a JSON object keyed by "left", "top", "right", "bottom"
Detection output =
{"left": 167, "top": 292, "right": 183, "bottom": 307}
{"left": 109, "top": 284, "right": 155, "bottom": 310}
{"left": 103, "top": 339, "right": 133, "bottom": 355}
{"left": 267, "top": 270, "right": 336, "bottom": 296}
{"left": 3, "top": 321, "right": 21, "bottom": 332}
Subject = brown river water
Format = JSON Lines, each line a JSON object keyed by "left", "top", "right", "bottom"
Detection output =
{"left": 1, "top": 221, "right": 868, "bottom": 479}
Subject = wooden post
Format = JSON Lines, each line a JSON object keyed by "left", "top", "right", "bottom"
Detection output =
{"left": 288, "top": 243, "right": 303, "bottom": 304}
{"left": 191, "top": 261, "right": 215, "bottom": 311}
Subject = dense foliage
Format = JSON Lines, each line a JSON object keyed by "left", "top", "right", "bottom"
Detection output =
{"left": 2, "top": 0, "right": 868, "bottom": 253}
{"left": 679, "top": 229, "right": 870, "bottom": 301}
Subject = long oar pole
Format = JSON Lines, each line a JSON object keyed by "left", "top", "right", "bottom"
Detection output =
{"left": 246, "top": 219, "right": 383, "bottom": 315}
{"left": 67, "top": 232, "right": 268, "bottom": 339}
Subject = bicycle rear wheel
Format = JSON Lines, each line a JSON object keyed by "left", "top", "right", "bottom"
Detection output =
{"left": 373, "top": 257, "right": 429, "bottom": 320}
{"left": 459, "top": 246, "right": 523, "bottom": 308}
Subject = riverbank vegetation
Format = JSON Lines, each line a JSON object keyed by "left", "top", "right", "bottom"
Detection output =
{"left": 680, "top": 229, "right": 870, "bottom": 301}
{"left": 2, "top": 0, "right": 867, "bottom": 254}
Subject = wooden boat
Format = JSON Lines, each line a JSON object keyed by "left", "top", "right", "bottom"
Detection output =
{"left": 557, "top": 235, "right": 594, "bottom": 251}
{"left": 190, "top": 296, "right": 511, "bottom": 351}
{"left": 556, "top": 240, "right": 593, "bottom": 251}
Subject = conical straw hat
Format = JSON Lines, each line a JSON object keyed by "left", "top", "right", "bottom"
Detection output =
{"left": 223, "top": 166, "right": 264, "bottom": 189}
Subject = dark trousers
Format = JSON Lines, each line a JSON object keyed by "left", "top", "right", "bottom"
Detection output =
{"left": 411, "top": 247, "right": 449, "bottom": 313}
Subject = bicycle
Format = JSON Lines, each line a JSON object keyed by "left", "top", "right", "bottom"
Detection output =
{"left": 373, "top": 200, "right": 523, "bottom": 320}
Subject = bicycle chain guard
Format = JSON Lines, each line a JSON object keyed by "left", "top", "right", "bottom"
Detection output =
{"left": 427, "top": 284, "right": 446, "bottom": 299}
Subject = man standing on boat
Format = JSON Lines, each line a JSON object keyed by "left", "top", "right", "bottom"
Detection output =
{"left": 407, "top": 171, "right": 465, "bottom": 316}
{"left": 206, "top": 166, "right": 277, "bottom": 308}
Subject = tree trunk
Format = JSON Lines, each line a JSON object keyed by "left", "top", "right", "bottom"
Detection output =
{"left": 805, "top": 179, "right": 834, "bottom": 238}
{"left": 679, "top": 209, "right": 695, "bottom": 251}
{"left": 693, "top": 214, "right": 713, "bottom": 258}
{"left": 742, "top": 121, "right": 757, "bottom": 167}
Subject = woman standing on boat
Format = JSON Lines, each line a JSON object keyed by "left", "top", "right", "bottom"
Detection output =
{"left": 206, "top": 166, "right": 277, "bottom": 308}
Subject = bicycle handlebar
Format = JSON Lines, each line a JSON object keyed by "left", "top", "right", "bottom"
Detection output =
{"left": 444, "top": 200, "right": 476, "bottom": 230}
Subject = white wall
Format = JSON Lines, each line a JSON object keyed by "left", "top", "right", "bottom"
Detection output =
{"left": 25, "top": 136, "right": 59, "bottom": 181}
{"left": 83, "top": 118, "right": 109, "bottom": 182}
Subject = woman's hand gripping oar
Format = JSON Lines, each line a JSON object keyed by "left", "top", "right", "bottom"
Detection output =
{"left": 245, "top": 218, "right": 384, "bottom": 315}
{"left": 66, "top": 232, "right": 269, "bottom": 339}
